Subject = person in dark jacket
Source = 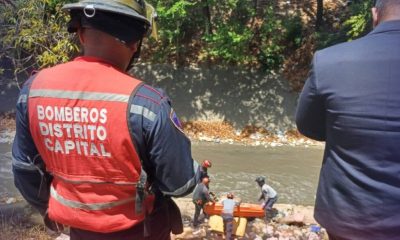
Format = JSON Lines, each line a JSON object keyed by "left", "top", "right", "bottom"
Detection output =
{"left": 12, "top": 1, "right": 200, "bottom": 239}
{"left": 192, "top": 176, "right": 215, "bottom": 227}
{"left": 296, "top": 1, "right": 400, "bottom": 239}
{"left": 200, "top": 159, "right": 212, "bottom": 179}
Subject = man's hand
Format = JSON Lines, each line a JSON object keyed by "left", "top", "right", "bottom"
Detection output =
{"left": 209, "top": 192, "right": 218, "bottom": 202}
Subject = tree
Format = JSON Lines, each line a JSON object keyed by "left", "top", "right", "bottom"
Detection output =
{"left": 201, "top": 0, "right": 212, "bottom": 35}
{"left": 316, "top": 0, "right": 324, "bottom": 30}
{"left": 0, "top": 0, "right": 78, "bottom": 87}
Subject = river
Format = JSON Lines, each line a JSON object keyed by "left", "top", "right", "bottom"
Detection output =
{"left": 0, "top": 142, "right": 324, "bottom": 206}
{"left": 191, "top": 142, "right": 323, "bottom": 205}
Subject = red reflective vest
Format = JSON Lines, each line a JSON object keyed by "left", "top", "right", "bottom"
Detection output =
{"left": 28, "top": 57, "right": 153, "bottom": 233}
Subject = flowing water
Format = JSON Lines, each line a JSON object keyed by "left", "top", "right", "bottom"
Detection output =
{"left": 0, "top": 142, "right": 324, "bottom": 206}
{"left": 191, "top": 143, "right": 324, "bottom": 206}
{"left": 0, "top": 143, "right": 19, "bottom": 199}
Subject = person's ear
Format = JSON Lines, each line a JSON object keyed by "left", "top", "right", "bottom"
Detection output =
{"left": 127, "top": 41, "right": 139, "bottom": 53}
{"left": 77, "top": 27, "right": 85, "bottom": 44}
{"left": 372, "top": 7, "right": 380, "bottom": 28}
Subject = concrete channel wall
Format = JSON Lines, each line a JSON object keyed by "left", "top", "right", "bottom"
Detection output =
{"left": 0, "top": 64, "right": 300, "bottom": 132}
{"left": 132, "top": 64, "right": 299, "bottom": 132}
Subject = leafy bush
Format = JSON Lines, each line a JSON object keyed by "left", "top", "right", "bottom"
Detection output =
{"left": 283, "top": 15, "right": 303, "bottom": 49}
{"left": 344, "top": 1, "right": 373, "bottom": 40}
{"left": 0, "top": 0, "right": 376, "bottom": 88}
{"left": 0, "top": 0, "right": 78, "bottom": 86}
{"left": 256, "top": 5, "right": 285, "bottom": 72}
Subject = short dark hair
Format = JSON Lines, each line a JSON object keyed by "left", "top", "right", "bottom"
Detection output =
{"left": 68, "top": 10, "right": 147, "bottom": 45}
{"left": 375, "top": 0, "right": 400, "bottom": 16}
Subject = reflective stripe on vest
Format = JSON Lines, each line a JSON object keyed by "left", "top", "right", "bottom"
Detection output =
{"left": 30, "top": 89, "right": 130, "bottom": 103}
{"left": 53, "top": 173, "right": 139, "bottom": 186}
{"left": 50, "top": 185, "right": 135, "bottom": 211}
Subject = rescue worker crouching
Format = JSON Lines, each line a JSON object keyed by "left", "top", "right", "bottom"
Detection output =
{"left": 255, "top": 176, "right": 278, "bottom": 221}
{"left": 192, "top": 176, "right": 215, "bottom": 227}
{"left": 221, "top": 193, "right": 241, "bottom": 240}
{"left": 11, "top": 1, "right": 201, "bottom": 239}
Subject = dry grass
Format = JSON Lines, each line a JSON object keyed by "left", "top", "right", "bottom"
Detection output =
{"left": 0, "top": 112, "right": 16, "bottom": 132}
{"left": 0, "top": 207, "right": 53, "bottom": 240}
{"left": 0, "top": 224, "right": 53, "bottom": 240}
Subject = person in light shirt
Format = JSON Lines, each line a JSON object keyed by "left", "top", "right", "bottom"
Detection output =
{"left": 221, "top": 193, "right": 241, "bottom": 240}
{"left": 255, "top": 176, "right": 278, "bottom": 221}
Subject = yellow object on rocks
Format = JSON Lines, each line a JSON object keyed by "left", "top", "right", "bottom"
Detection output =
{"left": 208, "top": 215, "right": 247, "bottom": 237}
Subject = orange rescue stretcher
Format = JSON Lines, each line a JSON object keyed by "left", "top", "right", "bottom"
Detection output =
{"left": 203, "top": 202, "right": 265, "bottom": 218}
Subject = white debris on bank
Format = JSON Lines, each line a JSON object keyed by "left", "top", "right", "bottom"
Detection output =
{"left": 5, "top": 197, "right": 16, "bottom": 204}
{"left": 0, "top": 128, "right": 321, "bottom": 148}
{"left": 55, "top": 233, "right": 70, "bottom": 240}
{"left": 196, "top": 134, "right": 320, "bottom": 148}
{"left": 0, "top": 130, "right": 15, "bottom": 144}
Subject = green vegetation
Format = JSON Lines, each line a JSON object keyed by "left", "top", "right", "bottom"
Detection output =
{"left": 0, "top": 0, "right": 374, "bottom": 90}
{"left": 0, "top": 0, "right": 77, "bottom": 87}
{"left": 344, "top": 1, "right": 373, "bottom": 40}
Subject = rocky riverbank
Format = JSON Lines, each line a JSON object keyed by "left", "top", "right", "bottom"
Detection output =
{"left": 0, "top": 113, "right": 325, "bottom": 239}
{"left": 184, "top": 120, "right": 321, "bottom": 148}
{"left": 0, "top": 113, "right": 321, "bottom": 147}
{"left": 172, "top": 198, "right": 326, "bottom": 240}
{"left": 0, "top": 197, "right": 326, "bottom": 240}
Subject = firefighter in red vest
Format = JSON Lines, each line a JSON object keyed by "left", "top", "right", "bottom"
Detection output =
{"left": 12, "top": 1, "right": 200, "bottom": 239}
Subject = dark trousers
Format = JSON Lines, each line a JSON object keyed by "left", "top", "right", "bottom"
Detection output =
{"left": 70, "top": 199, "right": 176, "bottom": 240}
{"left": 222, "top": 214, "right": 234, "bottom": 240}
{"left": 328, "top": 232, "right": 351, "bottom": 240}
{"left": 264, "top": 196, "right": 278, "bottom": 210}
{"left": 193, "top": 203, "right": 204, "bottom": 226}
{"left": 264, "top": 196, "right": 278, "bottom": 220}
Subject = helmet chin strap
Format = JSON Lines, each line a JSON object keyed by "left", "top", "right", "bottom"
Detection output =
{"left": 126, "top": 39, "right": 143, "bottom": 71}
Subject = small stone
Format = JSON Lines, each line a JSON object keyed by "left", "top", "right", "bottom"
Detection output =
{"left": 6, "top": 197, "right": 16, "bottom": 204}
{"left": 55, "top": 234, "right": 70, "bottom": 240}
{"left": 306, "top": 232, "right": 320, "bottom": 240}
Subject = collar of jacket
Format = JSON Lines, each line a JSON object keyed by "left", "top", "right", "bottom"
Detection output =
{"left": 369, "top": 20, "right": 400, "bottom": 35}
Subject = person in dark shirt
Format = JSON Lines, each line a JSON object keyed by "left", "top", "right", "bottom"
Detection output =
{"left": 200, "top": 159, "right": 212, "bottom": 179}
{"left": 192, "top": 176, "right": 214, "bottom": 227}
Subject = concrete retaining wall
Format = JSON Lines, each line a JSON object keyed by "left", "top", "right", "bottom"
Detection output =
{"left": 132, "top": 64, "right": 299, "bottom": 132}
{"left": 0, "top": 64, "right": 300, "bottom": 132}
